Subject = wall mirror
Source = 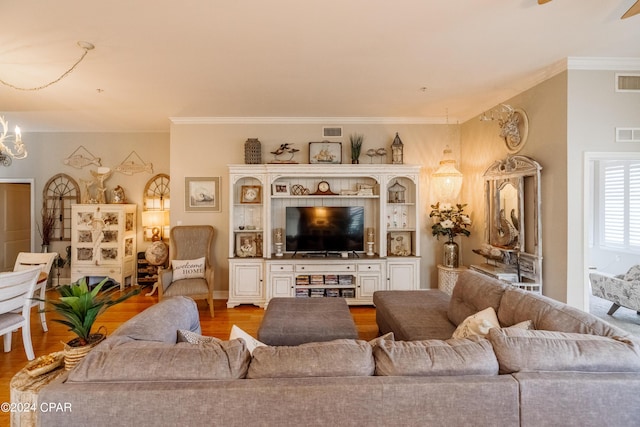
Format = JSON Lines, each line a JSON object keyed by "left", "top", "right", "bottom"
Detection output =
{"left": 476, "top": 155, "right": 542, "bottom": 286}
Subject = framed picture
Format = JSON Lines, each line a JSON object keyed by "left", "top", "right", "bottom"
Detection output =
{"left": 309, "top": 141, "right": 342, "bottom": 164}
{"left": 387, "top": 231, "right": 412, "bottom": 256}
{"left": 240, "top": 185, "right": 262, "bottom": 204}
{"left": 272, "top": 183, "right": 290, "bottom": 195}
{"left": 185, "top": 177, "right": 221, "bottom": 212}
{"left": 236, "top": 232, "right": 258, "bottom": 257}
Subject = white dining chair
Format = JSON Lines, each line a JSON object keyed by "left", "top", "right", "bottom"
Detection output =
{"left": 0, "top": 266, "right": 41, "bottom": 360}
{"left": 13, "top": 252, "right": 58, "bottom": 332}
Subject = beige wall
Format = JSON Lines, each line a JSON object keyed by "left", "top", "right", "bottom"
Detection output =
{"left": 169, "top": 121, "right": 461, "bottom": 293}
{"left": 567, "top": 69, "right": 640, "bottom": 308}
{"left": 460, "top": 72, "right": 569, "bottom": 303}
{"left": 0, "top": 132, "right": 169, "bottom": 258}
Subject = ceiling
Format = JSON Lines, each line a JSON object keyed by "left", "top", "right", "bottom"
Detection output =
{"left": 1, "top": 0, "right": 639, "bottom": 132}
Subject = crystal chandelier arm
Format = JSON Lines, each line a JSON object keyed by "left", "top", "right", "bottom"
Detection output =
{"left": 0, "top": 41, "right": 94, "bottom": 91}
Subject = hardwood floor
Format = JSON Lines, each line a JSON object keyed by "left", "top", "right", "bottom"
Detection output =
{"left": 0, "top": 290, "right": 378, "bottom": 425}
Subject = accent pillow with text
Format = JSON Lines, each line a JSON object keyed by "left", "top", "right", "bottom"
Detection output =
{"left": 172, "top": 257, "right": 206, "bottom": 281}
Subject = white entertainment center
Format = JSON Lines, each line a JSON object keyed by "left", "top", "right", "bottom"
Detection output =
{"left": 227, "top": 164, "right": 422, "bottom": 308}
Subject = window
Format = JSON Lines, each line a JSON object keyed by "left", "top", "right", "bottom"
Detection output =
{"left": 599, "top": 160, "right": 640, "bottom": 251}
{"left": 43, "top": 174, "right": 80, "bottom": 241}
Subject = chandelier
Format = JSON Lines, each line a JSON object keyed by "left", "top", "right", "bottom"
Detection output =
{"left": 0, "top": 116, "right": 26, "bottom": 166}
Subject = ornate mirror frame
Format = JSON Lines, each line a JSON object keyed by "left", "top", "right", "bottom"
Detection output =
{"left": 480, "top": 155, "right": 542, "bottom": 286}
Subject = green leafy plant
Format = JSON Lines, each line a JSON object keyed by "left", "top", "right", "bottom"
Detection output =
{"left": 39, "top": 277, "right": 140, "bottom": 346}
{"left": 350, "top": 133, "right": 364, "bottom": 162}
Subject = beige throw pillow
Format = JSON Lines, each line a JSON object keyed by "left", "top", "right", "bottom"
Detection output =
{"left": 452, "top": 307, "right": 500, "bottom": 339}
{"left": 171, "top": 257, "right": 205, "bottom": 281}
{"left": 229, "top": 325, "right": 266, "bottom": 355}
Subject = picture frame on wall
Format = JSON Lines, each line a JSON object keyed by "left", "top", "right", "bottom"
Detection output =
{"left": 185, "top": 177, "right": 221, "bottom": 212}
{"left": 387, "top": 231, "right": 412, "bottom": 256}
{"left": 309, "top": 141, "right": 342, "bottom": 164}
{"left": 240, "top": 185, "right": 262, "bottom": 204}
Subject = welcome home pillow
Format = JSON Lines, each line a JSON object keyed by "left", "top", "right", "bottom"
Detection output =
{"left": 171, "top": 257, "right": 205, "bottom": 281}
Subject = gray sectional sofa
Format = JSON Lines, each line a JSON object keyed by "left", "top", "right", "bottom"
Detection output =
{"left": 39, "top": 271, "right": 640, "bottom": 426}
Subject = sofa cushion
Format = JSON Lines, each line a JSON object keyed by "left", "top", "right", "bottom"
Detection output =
{"left": 374, "top": 290, "right": 455, "bottom": 340}
{"left": 497, "top": 286, "right": 630, "bottom": 338}
{"left": 448, "top": 270, "right": 507, "bottom": 326}
{"left": 171, "top": 257, "right": 206, "bottom": 281}
{"left": 68, "top": 339, "right": 251, "bottom": 382}
{"left": 246, "top": 339, "right": 375, "bottom": 379}
{"left": 452, "top": 307, "right": 500, "bottom": 339}
{"left": 488, "top": 328, "right": 640, "bottom": 374}
{"left": 373, "top": 337, "right": 499, "bottom": 376}
{"left": 111, "top": 296, "right": 201, "bottom": 342}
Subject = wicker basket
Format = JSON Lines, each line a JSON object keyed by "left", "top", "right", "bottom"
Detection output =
{"left": 63, "top": 331, "right": 106, "bottom": 371}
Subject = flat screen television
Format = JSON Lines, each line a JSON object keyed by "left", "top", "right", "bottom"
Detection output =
{"left": 285, "top": 206, "right": 364, "bottom": 253}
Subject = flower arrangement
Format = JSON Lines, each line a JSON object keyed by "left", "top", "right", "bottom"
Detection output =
{"left": 429, "top": 202, "right": 472, "bottom": 240}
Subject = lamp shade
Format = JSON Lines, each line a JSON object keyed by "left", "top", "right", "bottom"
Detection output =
{"left": 142, "top": 210, "right": 164, "bottom": 228}
{"left": 432, "top": 147, "right": 463, "bottom": 202}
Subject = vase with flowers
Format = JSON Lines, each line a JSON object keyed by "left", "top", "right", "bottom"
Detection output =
{"left": 429, "top": 202, "right": 471, "bottom": 268}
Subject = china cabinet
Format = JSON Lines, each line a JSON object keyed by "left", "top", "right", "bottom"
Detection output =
{"left": 70, "top": 204, "right": 137, "bottom": 290}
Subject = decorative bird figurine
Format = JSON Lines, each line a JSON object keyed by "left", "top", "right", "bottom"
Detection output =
{"left": 270, "top": 143, "right": 299, "bottom": 163}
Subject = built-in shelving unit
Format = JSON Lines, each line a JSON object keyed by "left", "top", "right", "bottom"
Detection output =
{"left": 227, "top": 164, "right": 421, "bottom": 308}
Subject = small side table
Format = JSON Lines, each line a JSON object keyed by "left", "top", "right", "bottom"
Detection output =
{"left": 10, "top": 365, "right": 67, "bottom": 427}
{"left": 437, "top": 264, "right": 468, "bottom": 295}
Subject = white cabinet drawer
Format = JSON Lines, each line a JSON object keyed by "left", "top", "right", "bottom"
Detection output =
{"left": 358, "top": 263, "right": 382, "bottom": 272}
{"left": 295, "top": 264, "right": 355, "bottom": 273}
{"left": 73, "top": 266, "right": 122, "bottom": 276}
{"left": 269, "top": 264, "right": 294, "bottom": 272}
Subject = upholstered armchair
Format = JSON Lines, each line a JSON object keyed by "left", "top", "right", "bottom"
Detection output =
{"left": 589, "top": 265, "right": 640, "bottom": 315}
{"left": 158, "top": 225, "right": 215, "bottom": 317}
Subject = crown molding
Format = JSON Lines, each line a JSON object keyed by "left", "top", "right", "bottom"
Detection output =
{"left": 567, "top": 57, "right": 640, "bottom": 71}
{"left": 169, "top": 116, "right": 449, "bottom": 125}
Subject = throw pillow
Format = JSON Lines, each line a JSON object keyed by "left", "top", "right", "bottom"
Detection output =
{"left": 369, "top": 332, "right": 395, "bottom": 349}
{"left": 177, "top": 329, "right": 221, "bottom": 344}
{"left": 624, "top": 265, "right": 640, "bottom": 282}
{"left": 229, "top": 325, "right": 266, "bottom": 355}
{"left": 504, "top": 319, "right": 534, "bottom": 330}
{"left": 373, "top": 337, "right": 499, "bottom": 376}
{"left": 171, "top": 257, "right": 205, "bottom": 281}
{"left": 452, "top": 307, "right": 500, "bottom": 339}
{"left": 487, "top": 328, "right": 640, "bottom": 374}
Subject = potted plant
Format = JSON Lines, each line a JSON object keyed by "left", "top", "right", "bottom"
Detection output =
{"left": 39, "top": 276, "right": 140, "bottom": 369}
{"left": 350, "top": 133, "right": 364, "bottom": 164}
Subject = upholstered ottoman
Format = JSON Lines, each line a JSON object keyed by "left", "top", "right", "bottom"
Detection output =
{"left": 258, "top": 297, "right": 358, "bottom": 345}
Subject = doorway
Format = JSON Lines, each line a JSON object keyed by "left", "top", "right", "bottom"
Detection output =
{"left": 583, "top": 152, "right": 640, "bottom": 312}
{"left": 0, "top": 178, "right": 34, "bottom": 271}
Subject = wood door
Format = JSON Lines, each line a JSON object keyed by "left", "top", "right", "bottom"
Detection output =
{"left": 0, "top": 182, "right": 31, "bottom": 271}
